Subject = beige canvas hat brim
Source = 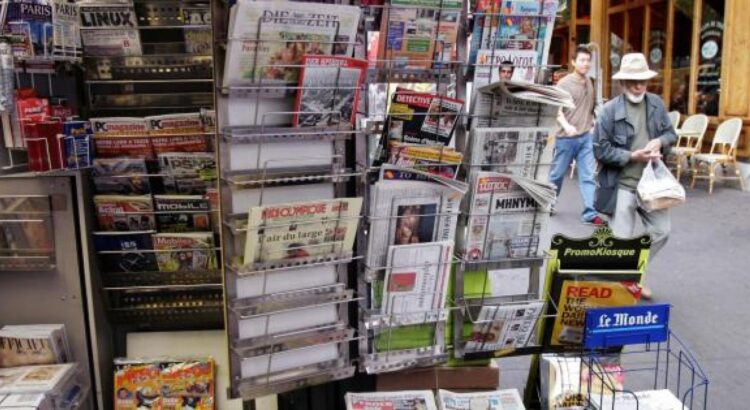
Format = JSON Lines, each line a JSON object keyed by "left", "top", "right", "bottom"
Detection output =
{"left": 612, "top": 68, "right": 659, "bottom": 80}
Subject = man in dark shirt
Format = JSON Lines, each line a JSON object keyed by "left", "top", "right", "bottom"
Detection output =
{"left": 593, "top": 53, "right": 678, "bottom": 299}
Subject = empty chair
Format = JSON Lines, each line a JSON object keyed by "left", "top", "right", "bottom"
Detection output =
{"left": 668, "top": 111, "right": 681, "bottom": 130}
{"left": 690, "top": 117, "right": 745, "bottom": 193}
{"left": 669, "top": 114, "right": 709, "bottom": 180}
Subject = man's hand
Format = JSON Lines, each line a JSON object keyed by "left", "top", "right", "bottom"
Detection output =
{"left": 563, "top": 123, "right": 578, "bottom": 136}
{"left": 643, "top": 138, "right": 663, "bottom": 154}
{"left": 630, "top": 148, "right": 662, "bottom": 163}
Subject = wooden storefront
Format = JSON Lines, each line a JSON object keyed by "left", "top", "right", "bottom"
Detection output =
{"left": 553, "top": 0, "right": 750, "bottom": 158}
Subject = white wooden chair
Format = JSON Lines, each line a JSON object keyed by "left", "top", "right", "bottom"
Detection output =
{"left": 668, "top": 111, "right": 681, "bottom": 130}
{"left": 690, "top": 117, "right": 745, "bottom": 193}
{"left": 670, "top": 114, "right": 708, "bottom": 180}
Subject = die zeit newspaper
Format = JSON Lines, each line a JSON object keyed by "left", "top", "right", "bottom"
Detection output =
{"left": 345, "top": 390, "right": 437, "bottom": 410}
{"left": 550, "top": 278, "right": 642, "bottom": 346}
{"left": 243, "top": 198, "right": 362, "bottom": 267}
{"left": 223, "top": 1, "right": 361, "bottom": 87}
{"left": 463, "top": 172, "right": 546, "bottom": 261}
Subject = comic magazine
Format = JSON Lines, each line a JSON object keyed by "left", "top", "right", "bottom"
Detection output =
{"left": 94, "top": 194, "right": 156, "bottom": 231}
{"left": 160, "top": 360, "right": 215, "bottom": 410}
{"left": 293, "top": 55, "right": 367, "bottom": 127}
{"left": 154, "top": 195, "right": 211, "bottom": 232}
{"left": 153, "top": 232, "right": 217, "bottom": 272}
{"left": 114, "top": 360, "right": 161, "bottom": 410}
{"left": 223, "top": 0, "right": 361, "bottom": 87}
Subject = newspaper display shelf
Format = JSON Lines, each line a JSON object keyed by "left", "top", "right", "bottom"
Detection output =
{"left": 213, "top": 0, "right": 370, "bottom": 401}
{"left": 0, "top": 193, "right": 56, "bottom": 271}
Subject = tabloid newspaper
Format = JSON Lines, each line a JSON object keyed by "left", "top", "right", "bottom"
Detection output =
{"left": 92, "top": 157, "right": 151, "bottom": 195}
{"left": 464, "top": 300, "right": 544, "bottom": 352}
{"left": 468, "top": 128, "right": 550, "bottom": 180}
{"left": 366, "top": 165, "right": 467, "bottom": 273}
{"left": 383, "top": 89, "right": 464, "bottom": 150}
{"left": 154, "top": 195, "right": 211, "bottom": 232}
{"left": 345, "top": 390, "right": 438, "bottom": 410}
{"left": 293, "top": 55, "right": 367, "bottom": 127}
{"left": 437, "top": 389, "right": 525, "bottom": 410}
{"left": 387, "top": 142, "right": 463, "bottom": 179}
{"left": 471, "top": 80, "right": 573, "bottom": 129}
{"left": 79, "top": 3, "right": 142, "bottom": 56}
{"left": 473, "top": 49, "right": 538, "bottom": 89}
{"left": 463, "top": 171, "right": 547, "bottom": 261}
{"left": 94, "top": 194, "right": 156, "bottom": 231}
{"left": 223, "top": 0, "right": 361, "bottom": 87}
{"left": 243, "top": 197, "right": 363, "bottom": 267}
{"left": 153, "top": 232, "right": 217, "bottom": 272}
{"left": 0, "top": 325, "right": 69, "bottom": 368}
{"left": 381, "top": 241, "right": 453, "bottom": 325}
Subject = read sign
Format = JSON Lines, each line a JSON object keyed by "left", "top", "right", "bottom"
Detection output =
{"left": 583, "top": 304, "right": 670, "bottom": 349}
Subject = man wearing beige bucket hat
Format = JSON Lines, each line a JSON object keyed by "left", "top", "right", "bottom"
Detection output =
{"left": 593, "top": 52, "right": 678, "bottom": 299}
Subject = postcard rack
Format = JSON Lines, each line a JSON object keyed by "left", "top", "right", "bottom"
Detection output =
{"left": 213, "top": 0, "right": 368, "bottom": 401}
{"left": 0, "top": 194, "right": 56, "bottom": 271}
{"left": 80, "top": 0, "right": 213, "bottom": 115}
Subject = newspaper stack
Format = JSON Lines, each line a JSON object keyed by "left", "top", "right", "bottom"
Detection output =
{"left": 511, "top": 173, "right": 557, "bottom": 212}
{"left": 345, "top": 390, "right": 438, "bottom": 410}
{"left": 437, "top": 389, "right": 526, "bottom": 410}
{"left": 471, "top": 80, "right": 574, "bottom": 129}
{"left": 590, "top": 389, "right": 689, "bottom": 410}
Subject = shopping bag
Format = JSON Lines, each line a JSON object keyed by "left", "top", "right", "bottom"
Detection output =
{"left": 637, "top": 159, "right": 686, "bottom": 211}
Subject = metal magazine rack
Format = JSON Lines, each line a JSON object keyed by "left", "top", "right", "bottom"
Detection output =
{"left": 213, "top": 0, "right": 367, "bottom": 401}
{"left": 77, "top": 0, "right": 223, "bottom": 334}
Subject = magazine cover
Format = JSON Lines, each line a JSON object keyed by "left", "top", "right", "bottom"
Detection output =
{"left": 0, "top": 363, "right": 75, "bottom": 394}
{"left": 243, "top": 197, "right": 362, "bottom": 266}
{"left": 92, "top": 157, "right": 151, "bottom": 195}
{"left": 79, "top": 3, "right": 142, "bottom": 56}
{"left": 93, "top": 230, "right": 158, "bottom": 273}
{"left": 473, "top": 49, "right": 538, "bottom": 88}
{"left": 162, "top": 177, "right": 214, "bottom": 195}
{"left": 151, "top": 135, "right": 210, "bottom": 154}
{"left": 154, "top": 195, "right": 211, "bottom": 232}
{"left": 0, "top": 325, "right": 68, "bottom": 368}
{"left": 437, "top": 389, "right": 525, "bottom": 410}
{"left": 223, "top": 0, "right": 361, "bottom": 87}
{"left": 153, "top": 232, "right": 216, "bottom": 272}
{"left": 160, "top": 360, "right": 215, "bottom": 410}
{"left": 345, "top": 390, "right": 438, "bottom": 410}
{"left": 387, "top": 142, "right": 463, "bottom": 179}
{"left": 379, "top": 7, "right": 436, "bottom": 69}
{"left": 158, "top": 152, "right": 216, "bottom": 178}
{"left": 3, "top": 0, "right": 53, "bottom": 58}
{"left": 549, "top": 278, "right": 642, "bottom": 347}
{"left": 293, "top": 55, "right": 367, "bottom": 127}
{"left": 61, "top": 134, "right": 92, "bottom": 169}
{"left": 51, "top": 0, "right": 81, "bottom": 56}
{"left": 146, "top": 113, "right": 205, "bottom": 135}
{"left": 367, "top": 166, "right": 467, "bottom": 271}
{"left": 91, "top": 117, "right": 149, "bottom": 137}
{"left": 381, "top": 241, "right": 453, "bottom": 325}
{"left": 114, "top": 361, "right": 161, "bottom": 410}
{"left": 382, "top": 89, "right": 463, "bottom": 158}
{"left": 433, "top": 7, "right": 461, "bottom": 65}
{"left": 464, "top": 301, "right": 544, "bottom": 352}
{"left": 94, "top": 194, "right": 156, "bottom": 231}
{"left": 91, "top": 117, "right": 152, "bottom": 158}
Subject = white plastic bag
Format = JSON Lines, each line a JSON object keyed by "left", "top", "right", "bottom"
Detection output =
{"left": 637, "top": 159, "right": 686, "bottom": 211}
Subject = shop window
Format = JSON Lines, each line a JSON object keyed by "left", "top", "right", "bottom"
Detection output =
{"left": 648, "top": 1, "right": 668, "bottom": 97}
{"left": 609, "top": 13, "right": 625, "bottom": 97}
{"left": 669, "top": 0, "right": 694, "bottom": 114}
{"left": 695, "top": 0, "right": 724, "bottom": 116}
{"left": 627, "top": 7, "right": 644, "bottom": 54}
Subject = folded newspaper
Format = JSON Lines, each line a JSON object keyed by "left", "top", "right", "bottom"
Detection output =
{"left": 345, "top": 390, "right": 438, "bottom": 410}
{"left": 244, "top": 197, "right": 363, "bottom": 267}
{"left": 366, "top": 165, "right": 468, "bottom": 273}
{"left": 468, "top": 127, "right": 552, "bottom": 181}
{"left": 472, "top": 80, "right": 574, "bottom": 129}
{"left": 437, "top": 389, "right": 526, "bottom": 410}
{"left": 464, "top": 300, "right": 544, "bottom": 352}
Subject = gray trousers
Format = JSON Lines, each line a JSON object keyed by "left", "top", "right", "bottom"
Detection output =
{"left": 609, "top": 188, "right": 671, "bottom": 259}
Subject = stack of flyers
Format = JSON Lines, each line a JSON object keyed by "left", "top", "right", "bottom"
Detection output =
{"left": 153, "top": 232, "right": 217, "bottom": 272}
{"left": 93, "top": 231, "right": 158, "bottom": 273}
{"left": 154, "top": 195, "right": 211, "bottom": 232}
{"left": 94, "top": 194, "right": 156, "bottom": 231}
{"left": 92, "top": 157, "right": 151, "bottom": 195}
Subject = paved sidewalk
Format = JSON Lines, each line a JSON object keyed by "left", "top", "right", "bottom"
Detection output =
{"left": 498, "top": 177, "right": 749, "bottom": 409}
